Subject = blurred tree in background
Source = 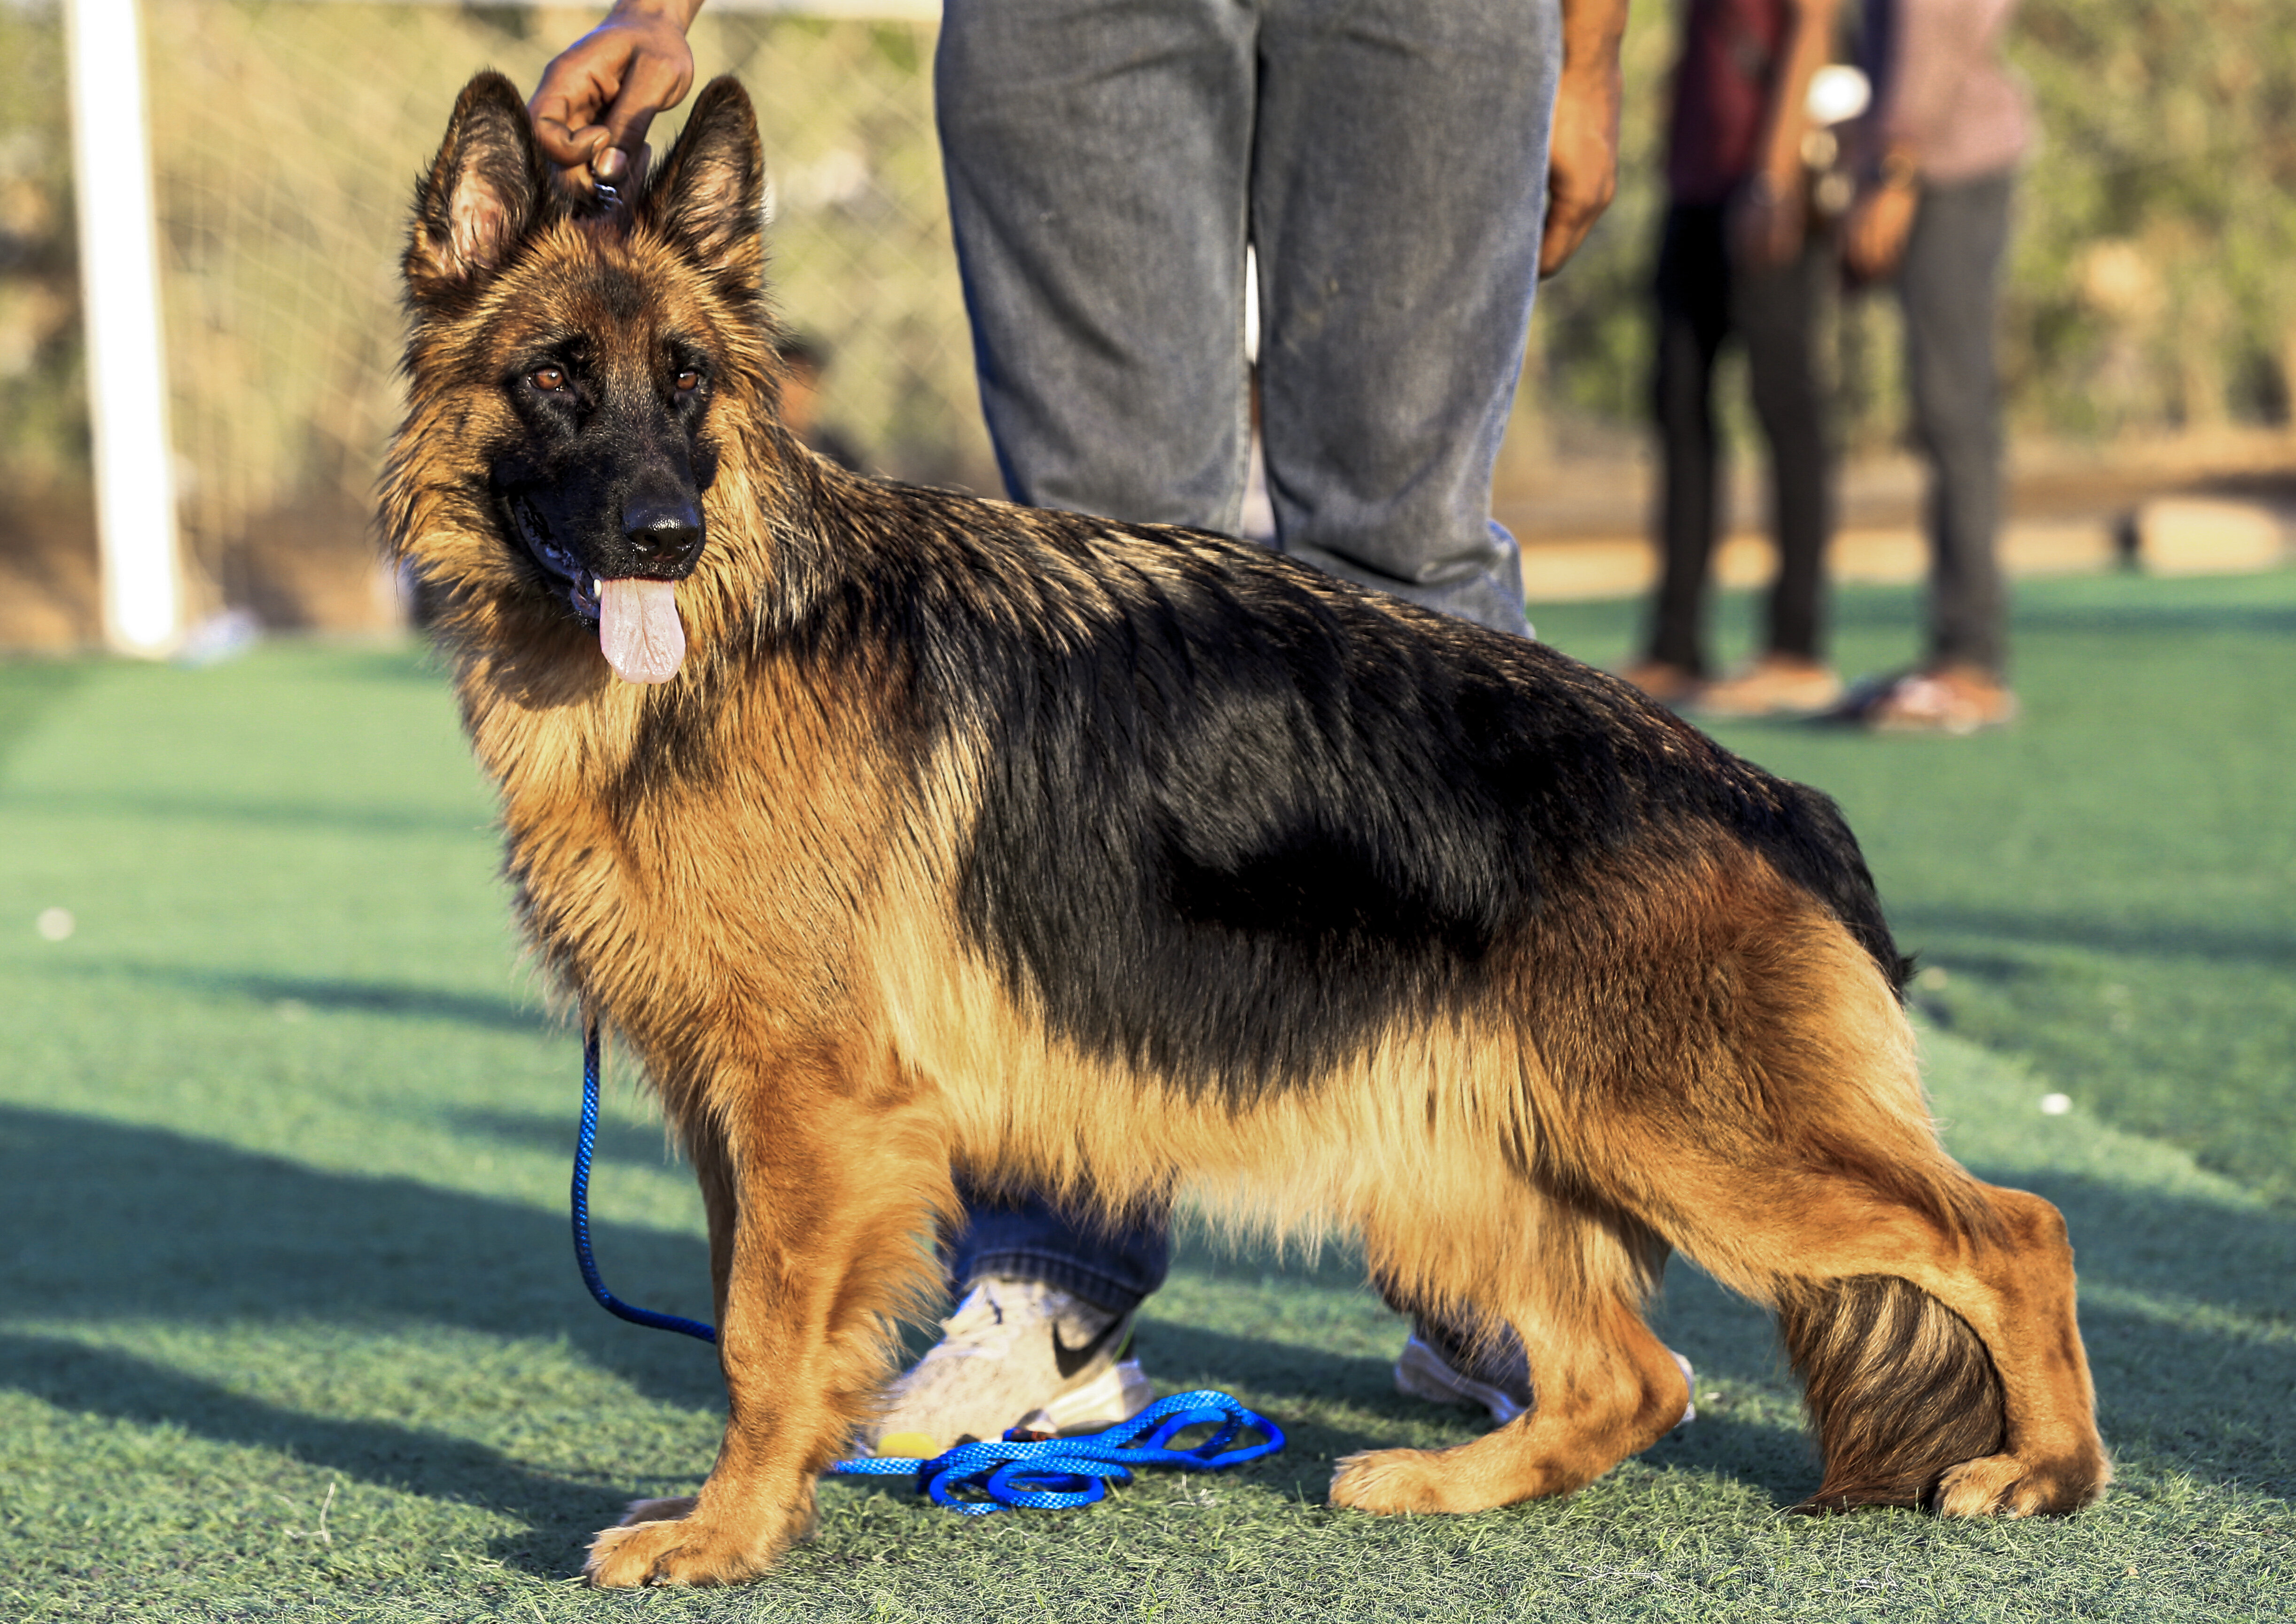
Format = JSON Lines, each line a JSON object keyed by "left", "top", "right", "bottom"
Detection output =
{"left": 2005, "top": 0, "right": 2296, "bottom": 435}
{"left": 0, "top": 9, "right": 87, "bottom": 489}
{"left": 0, "top": 0, "right": 2290, "bottom": 527}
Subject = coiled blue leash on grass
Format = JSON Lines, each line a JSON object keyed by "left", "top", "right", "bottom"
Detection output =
{"left": 830, "top": 1391, "right": 1285, "bottom": 1515}
{"left": 571, "top": 1019, "right": 1287, "bottom": 1510}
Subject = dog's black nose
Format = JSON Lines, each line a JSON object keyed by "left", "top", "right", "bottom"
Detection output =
{"left": 622, "top": 496, "right": 705, "bottom": 573}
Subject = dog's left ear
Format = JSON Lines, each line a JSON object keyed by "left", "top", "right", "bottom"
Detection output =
{"left": 645, "top": 76, "right": 765, "bottom": 297}
{"left": 407, "top": 71, "right": 546, "bottom": 300}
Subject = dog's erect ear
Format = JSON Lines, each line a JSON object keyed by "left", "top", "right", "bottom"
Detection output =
{"left": 644, "top": 77, "right": 765, "bottom": 295}
{"left": 407, "top": 71, "right": 545, "bottom": 299}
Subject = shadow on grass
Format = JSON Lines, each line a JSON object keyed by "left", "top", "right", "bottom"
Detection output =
{"left": 458, "top": 1106, "right": 675, "bottom": 1171}
{"left": 1162, "top": 1225, "right": 1382, "bottom": 1297}
{"left": 1890, "top": 907, "right": 2296, "bottom": 971}
{"left": 1115, "top": 1321, "right": 1408, "bottom": 1505}
{"left": 1133, "top": 1312, "right": 1823, "bottom": 1510}
{"left": 58, "top": 963, "right": 552, "bottom": 1034}
{"left": 0, "top": 1102, "right": 719, "bottom": 1403}
{"left": 461, "top": 1107, "right": 675, "bottom": 1167}
{"left": 0, "top": 1330, "right": 624, "bottom": 1530}
{"left": 0, "top": 1101, "right": 717, "bottom": 1575}
{"left": 5, "top": 789, "right": 488, "bottom": 837}
{"left": 5, "top": 1099, "right": 2290, "bottom": 1574}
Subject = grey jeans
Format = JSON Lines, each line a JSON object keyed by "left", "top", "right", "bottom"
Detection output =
{"left": 935, "top": 0, "right": 1560, "bottom": 636}
{"left": 932, "top": 0, "right": 1562, "bottom": 1311}
{"left": 1899, "top": 169, "right": 2015, "bottom": 676}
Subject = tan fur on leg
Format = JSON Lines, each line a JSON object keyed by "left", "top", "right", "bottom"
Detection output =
{"left": 1334, "top": 1297, "right": 1687, "bottom": 1513}
{"left": 585, "top": 1058, "right": 953, "bottom": 1587}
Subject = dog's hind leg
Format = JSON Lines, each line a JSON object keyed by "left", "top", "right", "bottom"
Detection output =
{"left": 1669, "top": 1170, "right": 2109, "bottom": 1516}
{"left": 1907, "top": 1184, "right": 2111, "bottom": 1517}
{"left": 1638, "top": 922, "right": 2109, "bottom": 1516}
{"left": 585, "top": 1043, "right": 951, "bottom": 1587}
{"left": 1703, "top": 1173, "right": 2108, "bottom": 1517}
{"left": 1331, "top": 1200, "right": 1690, "bottom": 1515}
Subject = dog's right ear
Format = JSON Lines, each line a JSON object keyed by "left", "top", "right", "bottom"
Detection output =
{"left": 406, "top": 71, "right": 545, "bottom": 300}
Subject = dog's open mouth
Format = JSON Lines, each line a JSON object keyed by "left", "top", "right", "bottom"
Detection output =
{"left": 506, "top": 499, "right": 687, "bottom": 684}
{"left": 507, "top": 498, "right": 601, "bottom": 621}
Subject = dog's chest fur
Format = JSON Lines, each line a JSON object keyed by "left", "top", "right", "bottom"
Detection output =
{"left": 459, "top": 644, "right": 922, "bottom": 1097}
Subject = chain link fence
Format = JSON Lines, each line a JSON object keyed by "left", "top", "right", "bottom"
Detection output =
{"left": 1, "top": 0, "right": 2293, "bottom": 643}
{"left": 148, "top": 2, "right": 991, "bottom": 627}
{"left": 2, "top": 1, "right": 991, "bottom": 635}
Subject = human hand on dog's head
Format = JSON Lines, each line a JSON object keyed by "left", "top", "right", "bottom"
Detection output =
{"left": 529, "top": 0, "right": 703, "bottom": 193}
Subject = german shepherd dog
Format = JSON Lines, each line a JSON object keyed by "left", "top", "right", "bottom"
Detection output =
{"left": 387, "top": 72, "right": 2108, "bottom": 1586}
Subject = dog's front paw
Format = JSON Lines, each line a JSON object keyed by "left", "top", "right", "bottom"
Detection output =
{"left": 583, "top": 1513, "right": 773, "bottom": 1588}
{"left": 1330, "top": 1445, "right": 1474, "bottom": 1515}
{"left": 1933, "top": 1451, "right": 2110, "bottom": 1518}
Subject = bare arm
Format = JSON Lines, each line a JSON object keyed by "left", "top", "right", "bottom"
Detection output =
{"left": 1841, "top": 143, "right": 1921, "bottom": 281}
{"left": 1732, "top": 0, "right": 1842, "bottom": 268}
{"left": 529, "top": 0, "right": 705, "bottom": 187}
{"left": 1844, "top": 0, "right": 2017, "bottom": 279}
{"left": 1539, "top": 0, "right": 1630, "bottom": 278}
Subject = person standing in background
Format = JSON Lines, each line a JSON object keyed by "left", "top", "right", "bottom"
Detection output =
{"left": 1832, "top": 0, "right": 2031, "bottom": 732}
{"left": 1621, "top": 0, "right": 1844, "bottom": 718}
{"left": 771, "top": 333, "right": 867, "bottom": 474}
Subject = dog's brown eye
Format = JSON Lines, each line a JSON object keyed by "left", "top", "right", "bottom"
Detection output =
{"left": 675, "top": 369, "right": 702, "bottom": 393}
{"left": 531, "top": 366, "right": 566, "bottom": 392}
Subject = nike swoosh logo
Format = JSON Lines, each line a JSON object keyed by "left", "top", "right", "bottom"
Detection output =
{"left": 1050, "top": 1315, "right": 1127, "bottom": 1382}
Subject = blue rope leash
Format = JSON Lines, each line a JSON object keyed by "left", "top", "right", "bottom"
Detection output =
{"left": 830, "top": 1390, "right": 1285, "bottom": 1514}
{"left": 570, "top": 1020, "right": 1286, "bottom": 1510}
{"left": 573, "top": 1018, "right": 716, "bottom": 1343}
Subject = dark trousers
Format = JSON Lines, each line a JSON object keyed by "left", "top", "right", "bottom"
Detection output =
{"left": 932, "top": 0, "right": 1567, "bottom": 1312}
{"left": 1645, "top": 202, "right": 1834, "bottom": 675}
{"left": 947, "top": 1178, "right": 1172, "bottom": 1314}
{"left": 1900, "top": 171, "right": 2014, "bottom": 676}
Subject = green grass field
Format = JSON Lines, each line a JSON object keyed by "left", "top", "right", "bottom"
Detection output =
{"left": 2, "top": 570, "right": 2290, "bottom": 1622}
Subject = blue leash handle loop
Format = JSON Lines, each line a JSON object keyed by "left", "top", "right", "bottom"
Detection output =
{"left": 573, "top": 1019, "right": 717, "bottom": 1344}
{"left": 829, "top": 1390, "right": 1285, "bottom": 1515}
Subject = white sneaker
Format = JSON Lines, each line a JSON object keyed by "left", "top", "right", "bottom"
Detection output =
{"left": 1394, "top": 1327, "right": 1696, "bottom": 1429}
{"left": 866, "top": 1276, "right": 1152, "bottom": 1456}
{"left": 1394, "top": 1329, "right": 1532, "bottom": 1425}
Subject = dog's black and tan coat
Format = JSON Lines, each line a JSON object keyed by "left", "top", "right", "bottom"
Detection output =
{"left": 385, "top": 73, "right": 2109, "bottom": 1587}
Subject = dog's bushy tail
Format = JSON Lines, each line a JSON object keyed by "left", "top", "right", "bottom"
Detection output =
{"left": 1775, "top": 1274, "right": 2007, "bottom": 1512}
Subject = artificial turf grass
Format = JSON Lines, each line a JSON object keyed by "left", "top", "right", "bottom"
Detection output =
{"left": 1535, "top": 568, "right": 2296, "bottom": 1207}
{"left": 0, "top": 570, "right": 2291, "bottom": 1621}
{"left": 2, "top": 1031, "right": 2288, "bottom": 1623}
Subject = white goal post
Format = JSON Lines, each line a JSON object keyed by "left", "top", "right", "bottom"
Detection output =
{"left": 66, "top": 0, "right": 180, "bottom": 656}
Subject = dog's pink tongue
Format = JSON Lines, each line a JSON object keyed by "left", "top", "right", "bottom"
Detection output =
{"left": 597, "top": 578, "right": 686, "bottom": 684}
